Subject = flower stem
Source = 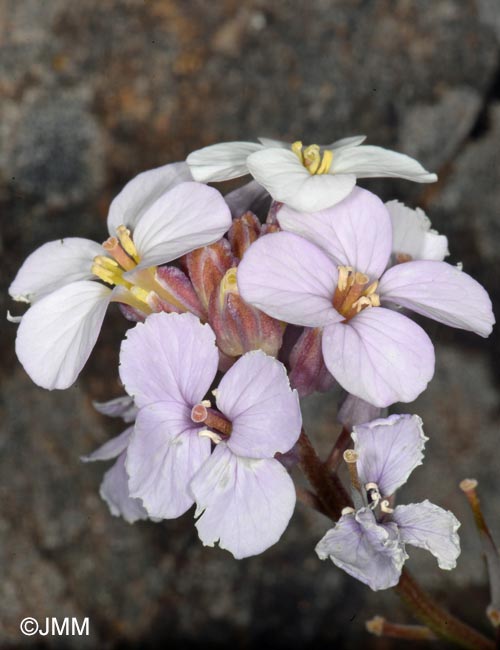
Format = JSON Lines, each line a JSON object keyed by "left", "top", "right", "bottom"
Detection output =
{"left": 325, "top": 426, "right": 351, "bottom": 472}
{"left": 396, "top": 568, "right": 494, "bottom": 650}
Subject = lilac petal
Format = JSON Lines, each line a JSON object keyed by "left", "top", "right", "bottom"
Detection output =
{"left": 379, "top": 260, "right": 495, "bottom": 337}
{"left": 9, "top": 238, "right": 103, "bottom": 303}
{"left": 126, "top": 401, "right": 211, "bottom": 519}
{"left": 393, "top": 500, "right": 461, "bottom": 570}
{"left": 191, "top": 444, "right": 296, "bottom": 559}
{"left": 352, "top": 414, "right": 428, "bottom": 496}
{"left": 130, "top": 182, "right": 232, "bottom": 272}
{"left": 82, "top": 427, "right": 133, "bottom": 462}
{"left": 238, "top": 231, "right": 342, "bottom": 328}
{"left": 322, "top": 308, "right": 435, "bottom": 408}
{"left": 93, "top": 395, "right": 138, "bottom": 422}
{"left": 224, "top": 180, "right": 270, "bottom": 218}
{"left": 100, "top": 453, "right": 149, "bottom": 523}
{"left": 15, "top": 280, "right": 112, "bottom": 390}
{"left": 215, "top": 350, "right": 301, "bottom": 459}
{"left": 107, "top": 162, "right": 192, "bottom": 236}
{"left": 278, "top": 187, "right": 392, "bottom": 279}
{"left": 119, "top": 312, "right": 218, "bottom": 408}
{"left": 316, "top": 508, "right": 407, "bottom": 591}
{"left": 337, "top": 394, "right": 382, "bottom": 429}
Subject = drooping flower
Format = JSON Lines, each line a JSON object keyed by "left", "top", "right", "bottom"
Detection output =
{"left": 316, "top": 414, "right": 461, "bottom": 591}
{"left": 9, "top": 163, "right": 232, "bottom": 389}
{"left": 187, "top": 136, "right": 437, "bottom": 212}
{"left": 119, "top": 311, "right": 302, "bottom": 558}
{"left": 238, "top": 187, "right": 494, "bottom": 407}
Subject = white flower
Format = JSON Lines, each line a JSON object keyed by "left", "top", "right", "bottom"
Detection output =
{"left": 9, "top": 162, "right": 232, "bottom": 390}
{"left": 187, "top": 136, "right": 437, "bottom": 212}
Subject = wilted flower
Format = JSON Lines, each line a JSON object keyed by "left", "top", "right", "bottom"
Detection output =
{"left": 316, "top": 414, "right": 461, "bottom": 590}
{"left": 238, "top": 187, "right": 494, "bottom": 406}
{"left": 9, "top": 163, "right": 231, "bottom": 389}
{"left": 119, "top": 311, "right": 302, "bottom": 558}
{"left": 187, "top": 136, "right": 437, "bottom": 212}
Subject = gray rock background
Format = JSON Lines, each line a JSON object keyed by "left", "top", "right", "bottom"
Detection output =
{"left": 1, "top": 1, "right": 500, "bottom": 648}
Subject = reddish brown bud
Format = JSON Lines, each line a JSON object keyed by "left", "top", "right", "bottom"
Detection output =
{"left": 288, "top": 327, "right": 335, "bottom": 397}
{"left": 228, "top": 211, "right": 261, "bottom": 260}
{"left": 266, "top": 200, "right": 283, "bottom": 225}
{"left": 208, "top": 267, "right": 283, "bottom": 359}
{"left": 150, "top": 266, "right": 205, "bottom": 318}
{"left": 185, "top": 240, "right": 234, "bottom": 311}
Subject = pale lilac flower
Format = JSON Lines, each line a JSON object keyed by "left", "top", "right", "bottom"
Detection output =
{"left": 386, "top": 200, "right": 449, "bottom": 263}
{"left": 187, "top": 136, "right": 437, "bottom": 212}
{"left": 82, "top": 398, "right": 147, "bottom": 523}
{"left": 9, "top": 163, "right": 232, "bottom": 389}
{"left": 238, "top": 187, "right": 494, "bottom": 407}
{"left": 316, "top": 414, "right": 461, "bottom": 591}
{"left": 120, "top": 311, "right": 302, "bottom": 558}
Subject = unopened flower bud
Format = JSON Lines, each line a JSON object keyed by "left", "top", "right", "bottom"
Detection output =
{"left": 149, "top": 266, "right": 205, "bottom": 318}
{"left": 288, "top": 327, "right": 335, "bottom": 397}
{"left": 228, "top": 212, "right": 261, "bottom": 260}
{"left": 208, "top": 267, "right": 283, "bottom": 358}
{"left": 185, "top": 239, "right": 235, "bottom": 311}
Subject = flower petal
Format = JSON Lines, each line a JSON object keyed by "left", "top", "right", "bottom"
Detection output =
{"left": 119, "top": 312, "right": 218, "bottom": 408}
{"left": 187, "top": 142, "right": 262, "bottom": 182}
{"left": 392, "top": 500, "right": 461, "bottom": 570}
{"left": 100, "top": 452, "right": 149, "bottom": 523}
{"left": 9, "top": 238, "right": 103, "bottom": 303}
{"left": 322, "top": 308, "right": 435, "bottom": 407}
{"left": 82, "top": 427, "right": 133, "bottom": 462}
{"left": 278, "top": 187, "right": 392, "bottom": 278}
{"left": 352, "top": 414, "right": 428, "bottom": 496}
{"left": 329, "top": 135, "right": 367, "bottom": 149}
{"left": 379, "top": 260, "right": 495, "bottom": 337}
{"left": 216, "top": 350, "right": 301, "bottom": 459}
{"left": 191, "top": 444, "right": 296, "bottom": 559}
{"left": 126, "top": 401, "right": 211, "bottom": 518}
{"left": 238, "top": 231, "right": 342, "bottom": 327}
{"left": 386, "top": 200, "right": 449, "bottom": 262}
{"left": 316, "top": 508, "right": 407, "bottom": 591}
{"left": 247, "top": 148, "right": 357, "bottom": 212}
{"left": 130, "top": 182, "right": 231, "bottom": 271}
{"left": 224, "top": 180, "right": 270, "bottom": 218}
{"left": 107, "top": 162, "right": 193, "bottom": 236}
{"left": 15, "top": 280, "right": 111, "bottom": 390}
{"left": 93, "top": 395, "right": 138, "bottom": 422}
{"left": 337, "top": 394, "right": 382, "bottom": 429}
{"left": 332, "top": 145, "right": 437, "bottom": 182}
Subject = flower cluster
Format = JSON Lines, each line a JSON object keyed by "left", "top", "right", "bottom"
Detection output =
{"left": 9, "top": 134, "right": 494, "bottom": 582}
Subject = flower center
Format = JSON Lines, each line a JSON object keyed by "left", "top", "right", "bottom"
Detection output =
{"left": 291, "top": 141, "right": 333, "bottom": 175}
{"left": 333, "top": 266, "right": 380, "bottom": 321}
{"left": 365, "top": 482, "right": 394, "bottom": 514}
{"left": 191, "top": 400, "right": 232, "bottom": 443}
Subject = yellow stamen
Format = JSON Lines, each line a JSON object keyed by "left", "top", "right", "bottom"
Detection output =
{"left": 333, "top": 266, "right": 381, "bottom": 320}
{"left": 337, "top": 266, "right": 353, "bottom": 292}
{"left": 303, "top": 144, "right": 322, "bottom": 174}
{"left": 116, "top": 225, "right": 140, "bottom": 263}
{"left": 291, "top": 140, "right": 304, "bottom": 163}
{"left": 130, "top": 286, "right": 151, "bottom": 304}
{"left": 91, "top": 262, "right": 131, "bottom": 289}
{"left": 93, "top": 255, "right": 119, "bottom": 271}
{"left": 219, "top": 267, "right": 239, "bottom": 310}
{"left": 291, "top": 141, "right": 333, "bottom": 175}
{"left": 102, "top": 237, "right": 136, "bottom": 271}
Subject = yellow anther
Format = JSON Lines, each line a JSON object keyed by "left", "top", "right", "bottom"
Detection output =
{"left": 364, "top": 280, "right": 379, "bottom": 296}
{"left": 303, "top": 144, "right": 322, "bottom": 174}
{"left": 219, "top": 267, "right": 239, "bottom": 309}
{"left": 337, "top": 266, "right": 353, "bottom": 291}
{"left": 291, "top": 140, "right": 304, "bottom": 163}
{"left": 93, "top": 255, "right": 119, "bottom": 271}
{"left": 353, "top": 296, "right": 372, "bottom": 313}
{"left": 116, "top": 225, "right": 140, "bottom": 262}
{"left": 291, "top": 142, "right": 333, "bottom": 175}
{"left": 316, "top": 148, "right": 333, "bottom": 174}
{"left": 91, "top": 263, "right": 131, "bottom": 289}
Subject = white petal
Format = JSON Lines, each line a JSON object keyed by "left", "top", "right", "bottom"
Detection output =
{"left": 82, "top": 427, "right": 133, "bottom": 462}
{"left": 107, "top": 162, "right": 192, "bottom": 236}
{"left": 386, "top": 200, "right": 449, "bottom": 261}
{"left": 15, "top": 280, "right": 111, "bottom": 389}
{"left": 332, "top": 145, "right": 437, "bottom": 182}
{"left": 328, "top": 135, "right": 367, "bottom": 149}
{"left": 100, "top": 453, "right": 149, "bottom": 523}
{"left": 257, "top": 137, "right": 288, "bottom": 148}
{"left": 130, "top": 182, "right": 231, "bottom": 271}
{"left": 9, "top": 238, "right": 102, "bottom": 303}
{"left": 92, "top": 395, "right": 138, "bottom": 422}
{"left": 247, "top": 148, "right": 357, "bottom": 212}
{"left": 186, "top": 142, "right": 262, "bottom": 182}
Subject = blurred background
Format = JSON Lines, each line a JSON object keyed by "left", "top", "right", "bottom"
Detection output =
{"left": 1, "top": 1, "right": 500, "bottom": 648}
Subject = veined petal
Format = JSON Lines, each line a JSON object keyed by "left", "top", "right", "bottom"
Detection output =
{"left": 379, "top": 260, "right": 495, "bottom": 337}
{"left": 386, "top": 200, "right": 449, "bottom": 262}
{"left": 322, "top": 308, "right": 435, "bottom": 408}
{"left": 93, "top": 395, "right": 138, "bottom": 423}
{"left": 15, "top": 280, "right": 111, "bottom": 390}
{"left": 9, "top": 238, "right": 103, "bottom": 303}
{"left": 332, "top": 145, "right": 437, "bottom": 182}
{"left": 216, "top": 350, "right": 301, "bottom": 459}
{"left": 119, "top": 312, "right": 218, "bottom": 408}
{"left": 247, "top": 148, "right": 357, "bottom": 212}
{"left": 238, "top": 231, "right": 342, "bottom": 328}
{"left": 352, "top": 414, "right": 428, "bottom": 496}
{"left": 82, "top": 427, "right": 133, "bottom": 462}
{"left": 186, "top": 142, "right": 262, "bottom": 182}
{"left": 191, "top": 444, "right": 296, "bottom": 559}
{"left": 126, "top": 401, "right": 211, "bottom": 519}
{"left": 316, "top": 508, "right": 407, "bottom": 591}
{"left": 100, "top": 452, "right": 149, "bottom": 523}
{"left": 393, "top": 500, "right": 461, "bottom": 570}
{"left": 107, "top": 162, "right": 193, "bottom": 236}
{"left": 278, "top": 187, "right": 392, "bottom": 278}
{"left": 130, "top": 182, "right": 231, "bottom": 272}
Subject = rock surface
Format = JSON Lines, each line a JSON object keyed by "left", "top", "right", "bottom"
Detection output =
{"left": 1, "top": 1, "right": 500, "bottom": 648}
